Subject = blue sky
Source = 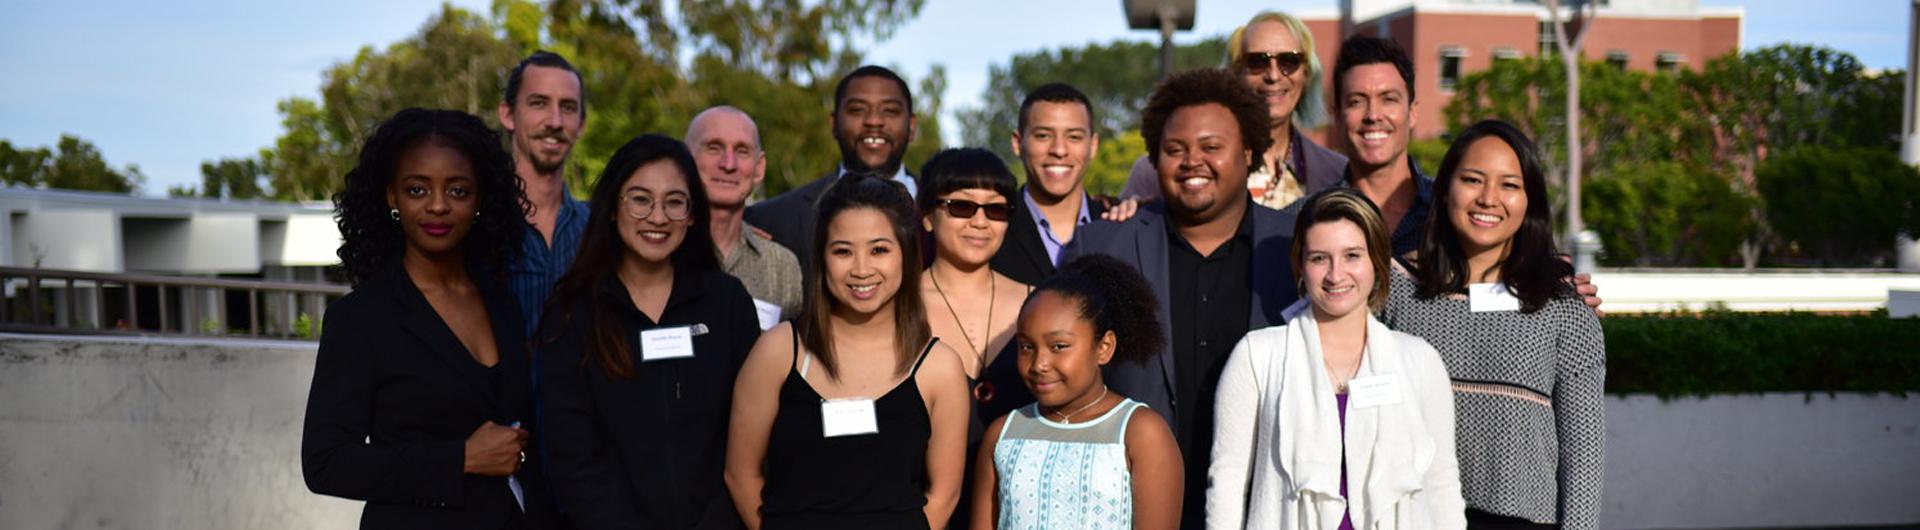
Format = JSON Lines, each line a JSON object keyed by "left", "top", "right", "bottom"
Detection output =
{"left": 0, "top": 0, "right": 1907, "bottom": 196}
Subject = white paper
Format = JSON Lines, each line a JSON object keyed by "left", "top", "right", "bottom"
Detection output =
{"left": 752, "top": 299, "right": 783, "bottom": 330}
{"left": 820, "top": 398, "right": 880, "bottom": 437}
{"left": 639, "top": 326, "right": 696, "bottom": 362}
{"left": 1348, "top": 374, "right": 1405, "bottom": 409}
{"left": 1469, "top": 282, "right": 1522, "bottom": 312}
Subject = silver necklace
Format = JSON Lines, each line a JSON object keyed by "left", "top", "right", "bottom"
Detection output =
{"left": 1051, "top": 385, "right": 1109, "bottom": 423}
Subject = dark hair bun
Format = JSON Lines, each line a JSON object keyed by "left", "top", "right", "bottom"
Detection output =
{"left": 1033, "top": 254, "right": 1165, "bottom": 364}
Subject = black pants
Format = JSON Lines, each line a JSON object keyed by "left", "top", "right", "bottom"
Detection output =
{"left": 1467, "top": 509, "right": 1559, "bottom": 530}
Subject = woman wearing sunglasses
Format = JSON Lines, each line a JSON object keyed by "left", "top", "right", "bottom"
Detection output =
{"left": 1121, "top": 10, "right": 1347, "bottom": 210}
{"left": 915, "top": 148, "right": 1034, "bottom": 529}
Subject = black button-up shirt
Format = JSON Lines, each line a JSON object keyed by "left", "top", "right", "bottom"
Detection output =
{"left": 1165, "top": 206, "right": 1256, "bottom": 528}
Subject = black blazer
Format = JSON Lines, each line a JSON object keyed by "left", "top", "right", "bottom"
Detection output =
{"left": 989, "top": 190, "right": 1111, "bottom": 286}
{"left": 744, "top": 173, "right": 836, "bottom": 279}
{"left": 537, "top": 269, "right": 760, "bottom": 529}
{"left": 302, "top": 262, "right": 544, "bottom": 530}
{"left": 1058, "top": 201, "right": 1299, "bottom": 435}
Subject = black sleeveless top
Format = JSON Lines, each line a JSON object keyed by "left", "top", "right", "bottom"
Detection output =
{"left": 760, "top": 329, "right": 937, "bottom": 529}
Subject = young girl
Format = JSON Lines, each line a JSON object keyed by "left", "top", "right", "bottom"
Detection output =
{"left": 970, "top": 254, "right": 1184, "bottom": 530}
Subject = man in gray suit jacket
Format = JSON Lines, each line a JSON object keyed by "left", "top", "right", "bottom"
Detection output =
{"left": 1060, "top": 67, "right": 1297, "bottom": 530}
{"left": 745, "top": 65, "right": 919, "bottom": 278}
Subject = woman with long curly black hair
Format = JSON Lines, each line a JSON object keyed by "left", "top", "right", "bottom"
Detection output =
{"left": 302, "top": 108, "right": 546, "bottom": 529}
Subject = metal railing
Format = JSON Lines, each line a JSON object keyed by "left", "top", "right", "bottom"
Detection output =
{"left": 0, "top": 266, "right": 349, "bottom": 340}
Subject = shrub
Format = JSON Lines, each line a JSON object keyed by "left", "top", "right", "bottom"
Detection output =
{"left": 1603, "top": 310, "right": 1920, "bottom": 398}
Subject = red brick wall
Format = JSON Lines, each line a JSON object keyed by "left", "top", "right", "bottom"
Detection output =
{"left": 1700, "top": 16, "right": 1742, "bottom": 64}
{"left": 1403, "top": 12, "right": 1540, "bottom": 138}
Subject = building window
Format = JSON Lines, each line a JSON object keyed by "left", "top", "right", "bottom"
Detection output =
{"left": 1656, "top": 52, "right": 1684, "bottom": 73}
{"left": 1606, "top": 50, "right": 1630, "bottom": 70}
{"left": 1439, "top": 47, "right": 1467, "bottom": 93}
{"left": 1539, "top": 21, "right": 1557, "bottom": 55}
{"left": 1493, "top": 46, "right": 1523, "bottom": 64}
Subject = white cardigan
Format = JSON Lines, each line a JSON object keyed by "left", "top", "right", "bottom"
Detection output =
{"left": 1207, "top": 306, "right": 1465, "bottom": 530}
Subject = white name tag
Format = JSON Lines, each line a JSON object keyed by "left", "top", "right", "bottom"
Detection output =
{"left": 752, "top": 299, "right": 782, "bottom": 331}
{"left": 1469, "top": 282, "right": 1522, "bottom": 312}
{"left": 820, "top": 398, "right": 879, "bottom": 438}
{"left": 1348, "top": 375, "right": 1405, "bottom": 409}
{"left": 639, "top": 326, "right": 696, "bottom": 362}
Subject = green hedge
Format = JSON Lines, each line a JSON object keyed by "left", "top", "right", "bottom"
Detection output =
{"left": 1602, "top": 310, "right": 1920, "bottom": 398}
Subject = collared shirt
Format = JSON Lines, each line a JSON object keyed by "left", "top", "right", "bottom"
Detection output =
{"left": 1164, "top": 205, "right": 1256, "bottom": 529}
{"left": 837, "top": 163, "right": 917, "bottom": 198}
{"left": 511, "top": 193, "right": 590, "bottom": 338}
{"left": 1322, "top": 155, "right": 1434, "bottom": 257}
{"left": 1020, "top": 186, "right": 1094, "bottom": 267}
{"left": 722, "top": 225, "right": 805, "bottom": 326}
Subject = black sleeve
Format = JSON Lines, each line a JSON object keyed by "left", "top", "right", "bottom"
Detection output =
{"left": 696, "top": 275, "right": 760, "bottom": 530}
{"left": 539, "top": 306, "right": 646, "bottom": 529}
{"left": 301, "top": 297, "right": 465, "bottom": 507}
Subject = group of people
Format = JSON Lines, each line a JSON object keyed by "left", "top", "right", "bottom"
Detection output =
{"left": 301, "top": 9, "right": 1605, "bottom": 530}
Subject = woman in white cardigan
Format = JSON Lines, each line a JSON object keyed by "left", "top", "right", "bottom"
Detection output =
{"left": 1208, "top": 189, "right": 1464, "bottom": 530}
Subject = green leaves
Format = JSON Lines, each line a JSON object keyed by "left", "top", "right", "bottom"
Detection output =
{"left": 1756, "top": 146, "right": 1920, "bottom": 266}
{"left": 1604, "top": 311, "right": 1920, "bottom": 397}
{"left": 0, "top": 135, "right": 143, "bottom": 194}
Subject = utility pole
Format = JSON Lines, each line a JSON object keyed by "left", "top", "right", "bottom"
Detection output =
{"left": 1899, "top": 0, "right": 1920, "bottom": 271}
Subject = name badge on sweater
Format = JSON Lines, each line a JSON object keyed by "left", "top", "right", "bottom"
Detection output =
{"left": 821, "top": 398, "right": 879, "bottom": 437}
{"left": 1469, "top": 282, "right": 1522, "bottom": 312}
{"left": 639, "top": 326, "right": 696, "bottom": 362}
{"left": 1348, "top": 375, "right": 1405, "bottom": 409}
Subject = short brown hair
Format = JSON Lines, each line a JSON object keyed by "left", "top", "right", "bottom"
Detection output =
{"left": 1140, "top": 68, "right": 1273, "bottom": 173}
{"left": 1290, "top": 188, "right": 1393, "bottom": 311}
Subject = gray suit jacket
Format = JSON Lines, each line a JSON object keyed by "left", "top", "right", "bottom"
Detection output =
{"left": 1059, "top": 200, "right": 1300, "bottom": 434}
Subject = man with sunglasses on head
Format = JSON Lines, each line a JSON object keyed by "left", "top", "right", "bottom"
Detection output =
{"left": 1121, "top": 11, "right": 1347, "bottom": 211}
{"left": 989, "top": 83, "right": 1113, "bottom": 285}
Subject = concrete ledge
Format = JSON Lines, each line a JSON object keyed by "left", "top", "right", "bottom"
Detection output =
{"left": 0, "top": 334, "right": 356, "bottom": 529}
{"left": 1604, "top": 393, "right": 1920, "bottom": 529}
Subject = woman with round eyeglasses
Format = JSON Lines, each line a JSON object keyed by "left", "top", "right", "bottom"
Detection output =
{"left": 1122, "top": 10, "right": 1347, "bottom": 210}
{"left": 537, "top": 134, "right": 761, "bottom": 528}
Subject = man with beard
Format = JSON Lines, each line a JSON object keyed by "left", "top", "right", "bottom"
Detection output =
{"left": 499, "top": 50, "right": 589, "bottom": 336}
{"left": 745, "top": 65, "right": 917, "bottom": 276}
{"left": 989, "top": 83, "right": 1111, "bottom": 285}
{"left": 1061, "top": 67, "right": 1297, "bottom": 529}
{"left": 685, "top": 105, "right": 804, "bottom": 329}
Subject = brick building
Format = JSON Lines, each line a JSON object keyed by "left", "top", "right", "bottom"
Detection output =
{"left": 1297, "top": 0, "right": 1742, "bottom": 139}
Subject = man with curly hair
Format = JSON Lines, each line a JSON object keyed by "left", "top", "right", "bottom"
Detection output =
{"left": 1060, "top": 67, "right": 1298, "bottom": 529}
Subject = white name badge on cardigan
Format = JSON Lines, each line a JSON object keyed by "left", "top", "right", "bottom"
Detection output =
{"left": 1348, "top": 375, "right": 1405, "bottom": 409}
{"left": 1469, "top": 282, "right": 1522, "bottom": 312}
{"left": 821, "top": 398, "right": 880, "bottom": 437}
{"left": 639, "top": 325, "right": 697, "bottom": 362}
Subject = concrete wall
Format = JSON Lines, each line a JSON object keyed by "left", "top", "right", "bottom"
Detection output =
{"left": 0, "top": 334, "right": 357, "bottom": 529}
{"left": 1604, "top": 393, "right": 1920, "bottom": 529}
{"left": 1587, "top": 271, "right": 1920, "bottom": 313}
{"left": 3, "top": 335, "right": 1917, "bottom": 529}
{"left": 10, "top": 210, "right": 121, "bottom": 272}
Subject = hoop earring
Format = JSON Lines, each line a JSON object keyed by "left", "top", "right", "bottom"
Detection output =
{"left": 389, "top": 208, "right": 399, "bottom": 220}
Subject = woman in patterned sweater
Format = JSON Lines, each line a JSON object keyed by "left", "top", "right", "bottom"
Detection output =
{"left": 1381, "top": 119, "right": 1606, "bottom": 530}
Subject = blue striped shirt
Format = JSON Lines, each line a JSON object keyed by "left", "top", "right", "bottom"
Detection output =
{"left": 511, "top": 194, "right": 590, "bottom": 339}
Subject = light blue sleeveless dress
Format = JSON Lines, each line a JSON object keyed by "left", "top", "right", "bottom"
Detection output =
{"left": 992, "top": 398, "right": 1146, "bottom": 530}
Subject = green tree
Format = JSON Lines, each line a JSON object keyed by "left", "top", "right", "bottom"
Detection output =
{"left": 191, "top": 156, "right": 269, "bottom": 199}
{"left": 0, "top": 135, "right": 142, "bottom": 193}
{"left": 1756, "top": 146, "right": 1920, "bottom": 267}
{"left": 1581, "top": 161, "right": 1751, "bottom": 267}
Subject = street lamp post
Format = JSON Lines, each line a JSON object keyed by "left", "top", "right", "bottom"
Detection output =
{"left": 1122, "top": 0, "right": 1195, "bottom": 80}
{"left": 1901, "top": 0, "right": 1920, "bottom": 271}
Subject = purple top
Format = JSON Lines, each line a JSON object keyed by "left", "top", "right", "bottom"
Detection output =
{"left": 1337, "top": 392, "right": 1356, "bottom": 530}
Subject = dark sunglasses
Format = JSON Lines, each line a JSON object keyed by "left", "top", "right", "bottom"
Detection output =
{"left": 1241, "top": 51, "right": 1306, "bottom": 77}
{"left": 933, "top": 199, "right": 1011, "bottom": 222}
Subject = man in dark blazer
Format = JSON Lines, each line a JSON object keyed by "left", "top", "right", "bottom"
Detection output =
{"left": 990, "top": 83, "right": 1112, "bottom": 285}
{"left": 1059, "top": 68, "right": 1297, "bottom": 530}
{"left": 745, "top": 65, "right": 919, "bottom": 277}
